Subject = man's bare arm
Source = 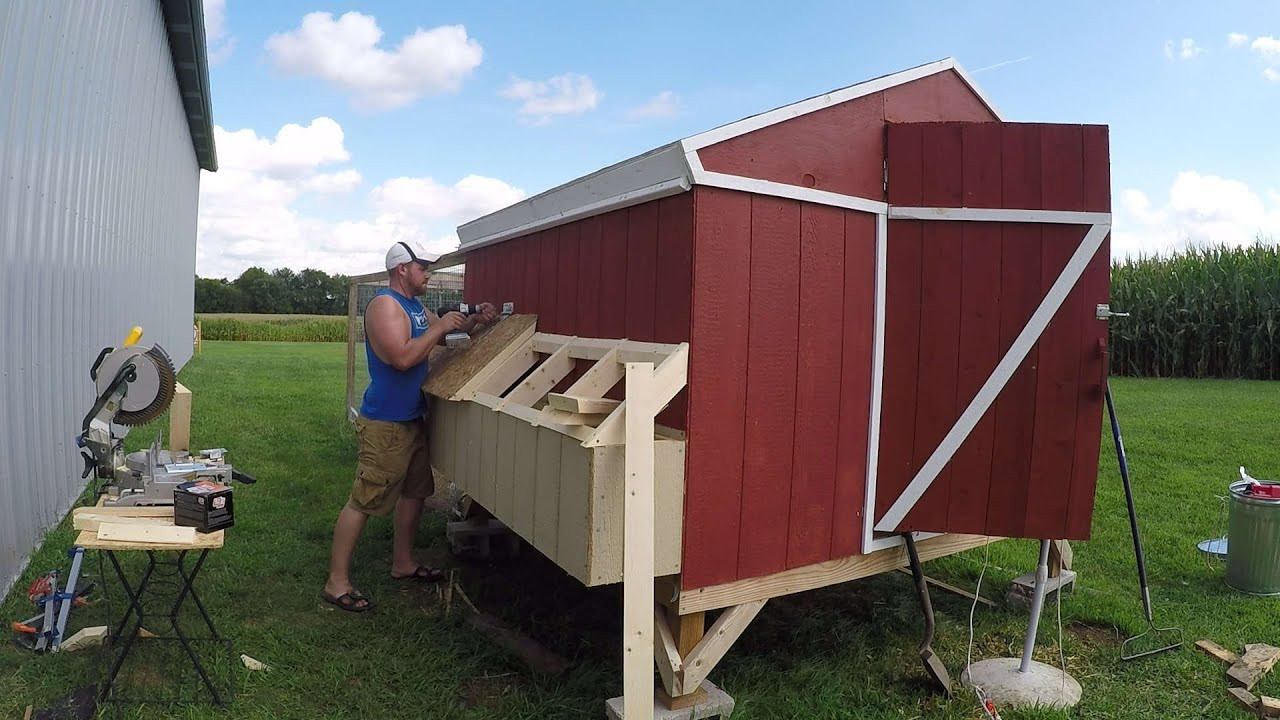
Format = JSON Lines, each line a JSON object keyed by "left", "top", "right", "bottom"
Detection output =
{"left": 366, "top": 296, "right": 465, "bottom": 370}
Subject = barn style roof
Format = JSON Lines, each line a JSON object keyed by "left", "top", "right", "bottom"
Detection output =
{"left": 448, "top": 57, "right": 999, "bottom": 263}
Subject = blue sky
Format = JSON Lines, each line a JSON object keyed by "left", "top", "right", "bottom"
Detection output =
{"left": 196, "top": 0, "right": 1280, "bottom": 278}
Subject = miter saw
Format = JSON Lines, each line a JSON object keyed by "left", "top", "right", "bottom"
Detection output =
{"left": 75, "top": 327, "right": 254, "bottom": 506}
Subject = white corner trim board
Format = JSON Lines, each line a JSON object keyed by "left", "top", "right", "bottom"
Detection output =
{"left": 889, "top": 207, "right": 1111, "bottom": 225}
{"left": 862, "top": 212, "right": 889, "bottom": 551}
{"left": 873, "top": 221, "right": 1111, "bottom": 533}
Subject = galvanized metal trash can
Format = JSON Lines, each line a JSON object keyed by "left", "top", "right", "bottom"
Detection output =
{"left": 1226, "top": 480, "right": 1280, "bottom": 595}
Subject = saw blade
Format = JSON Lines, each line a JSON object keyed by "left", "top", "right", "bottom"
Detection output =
{"left": 95, "top": 344, "right": 177, "bottom": 427}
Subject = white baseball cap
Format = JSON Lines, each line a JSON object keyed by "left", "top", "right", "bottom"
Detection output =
{"left": 385, "top": 241, "right": 440, "bottom": 270}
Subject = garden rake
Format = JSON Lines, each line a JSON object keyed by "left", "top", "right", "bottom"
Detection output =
{"left": 1105, "top": 381, "right": 1184, "bottom": 660}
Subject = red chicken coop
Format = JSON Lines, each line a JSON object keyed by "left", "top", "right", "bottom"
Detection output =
{"left": 423, "top": 57, "right": 1112, "bottom": 714}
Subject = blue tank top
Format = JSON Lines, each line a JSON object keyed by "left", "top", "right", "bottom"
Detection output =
{"left": 360, "top": 288, "right": 430, "bottom": 421}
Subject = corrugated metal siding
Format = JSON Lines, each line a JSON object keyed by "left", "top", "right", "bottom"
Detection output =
{"left": 0, "top": 0, "right": 200, "bottom": 597}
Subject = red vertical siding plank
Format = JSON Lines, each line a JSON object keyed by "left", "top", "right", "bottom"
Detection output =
{"left": 684, "top": 187, "right": 751, "bottom": 589}
{"left": 901, "top": 123, "right": 963, "bottom": 531}
{"left": 539, "top": 228, "right": 561, "bottom": 333}
{"left": 577, "top": 216, "right": 603, "bottom": 338}
{"left": 876, "top": 123, "right": 924, "bottom": 525}
{"left": 598, "top": 210, "right": 629, "bottom": 340}
{"left": 655, "top": 194, "right": 694, "bottom": 431}
{"left": 523, "top": 232, "right": 542, "bottom": 323}
{"left": 986, "top": 123, "right": 1043, "bottom": 539}
{"left": 626, "top": 202, "right": 660, "bottom": 341}
{"left": 786, "top": 203, "right": 844, "bottom": 567}
{"left": 557, "top": 224, "right": 581, "bottom": 332}
{"left": 1024, "top": 126, "right": 1086, "bottom": 539}
{"left": 945, "top": 122, "right": 1003, "bottom": 534}
{"left": 830, "top": 211, "right": 875, "bottom": 557}
{"left": 736, "top": 196, "right": 800, "bottom": 579}
{"left": 1065, "top": 125, "right": 1112, "bottom": 539}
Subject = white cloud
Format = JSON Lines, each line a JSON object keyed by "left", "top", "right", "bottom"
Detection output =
{"left": 370, "top": 175, "right": 525, "bottom": 224}
{"left": 1165, "top": 38, "right": 1203, "bottom": 60}
{"left": 1266, "top": 67, "right": 1280, "bottom": 82}
{"left": 500, "top": 73, "right": 601, "bottom": 124}
{"left": 1113, "top": 171, "right": 1280, "bottom": 259}
{"left": 626, "top": 91, "right": 679, "bottom": 120}
{"left": 1252, "top": 36, "right": 1280, "bottom": 61}
{"left": 1228, "top": 32, "right": 1250, "bottom": 48}
{"left": 203, "top": 0, "right": 236, "bottom": 64}
{"left": 266, "top": 12, "right": 483, "bottom": 111}
{"left": 197, "top": 118, "right": 522, "bottom": 278}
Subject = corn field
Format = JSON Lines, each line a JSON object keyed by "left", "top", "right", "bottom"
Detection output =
{"left": 1109, "top": 244, "right": 1280, "bottom": 379}
{"left": 198, "top": 314, "right": 346, "bottom": 342}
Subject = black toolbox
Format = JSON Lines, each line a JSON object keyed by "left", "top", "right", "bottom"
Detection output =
{"left": 174, "top": 480, "right": 234, "bottom": 533}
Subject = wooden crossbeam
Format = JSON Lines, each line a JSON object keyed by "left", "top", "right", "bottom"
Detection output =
{"left": 533, "top": 334, "right": 679, "bottom": 364}
{"left": 653, "top": 605, "right": 683, "bottom": 696}
{"left": 679, "top": 599, "right": 766, "bottom": 690}
{"left": 502, "top": 338, "right": 577, "bottom": 407}
{"left": 547, "top": 394, "right": 621, "bottom": 414}
{"left": 585, "top": 344, "right": 689, "bottom": 447}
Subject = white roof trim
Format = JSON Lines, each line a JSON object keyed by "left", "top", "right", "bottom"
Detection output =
{"left": 682, "top": 58, "right": 1001, "bottom": 152}
{"left": 456, "top": 58, "right": 1001, "bottom": 251}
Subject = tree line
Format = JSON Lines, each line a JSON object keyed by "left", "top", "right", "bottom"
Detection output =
{"left": 195, "top": 267, "right": 350, "bottom": 315}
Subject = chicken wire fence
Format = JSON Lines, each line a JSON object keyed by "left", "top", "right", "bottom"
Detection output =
{"left": 345, "top": 268, "right": 465, "bottom": 418}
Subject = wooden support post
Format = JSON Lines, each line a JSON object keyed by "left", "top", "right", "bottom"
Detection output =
{"left": 1049, "top": 540, "right": 1072, "bottom": 578}
{"left": 169, "top": 382, "right": 191, "bottom": 453}
{"left": 623, "top": 362, "right": 656, "bottom": 720}
{"left": 346, "top": 280, "right": 359, "bottom": 417}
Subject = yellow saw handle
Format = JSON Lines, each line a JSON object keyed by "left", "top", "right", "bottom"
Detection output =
{"left": 123, "top": 326, "right": 143, "bottom": 346}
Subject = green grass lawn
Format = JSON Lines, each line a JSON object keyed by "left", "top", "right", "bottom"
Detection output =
{"left": 3, "top": 341, "right": 1279, "bottom": 719}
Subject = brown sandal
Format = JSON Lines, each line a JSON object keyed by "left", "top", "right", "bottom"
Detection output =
{"left": 321, "top": 589, "right": 374, "bottom": 612}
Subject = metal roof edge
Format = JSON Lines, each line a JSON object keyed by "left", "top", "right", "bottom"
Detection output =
{"left": 158, "top": 0, "right": 218, "bottom": 171}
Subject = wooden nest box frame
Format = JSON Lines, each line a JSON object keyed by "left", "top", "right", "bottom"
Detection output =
{"left": 423, "top": 57, "right": 1113, "bottom": 718}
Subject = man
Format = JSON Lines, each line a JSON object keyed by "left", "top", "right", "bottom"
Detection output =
{"left": 322, "top": 241, "right": 497, "bottom": 612}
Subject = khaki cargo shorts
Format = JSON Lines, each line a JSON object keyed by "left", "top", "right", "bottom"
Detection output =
{"left": 348, "top": 415, "right": 434, "bottom": 516}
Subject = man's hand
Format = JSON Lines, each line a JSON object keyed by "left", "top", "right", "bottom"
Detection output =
{"left": 438, "top": 311, "right": 468, "bottom": 332}
{"left": 473, "top": 302, "right": 499, "bottom": 325}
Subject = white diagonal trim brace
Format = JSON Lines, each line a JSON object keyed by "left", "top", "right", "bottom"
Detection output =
{"left": 874, "top": 219, "right": 1112, "bottom": 533}
{"left": 889, "top": 207, "right": 1110, "bottom": 225}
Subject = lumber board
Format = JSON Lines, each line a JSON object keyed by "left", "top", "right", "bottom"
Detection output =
{"left": 675, "top": 534, "right": 1002, "bottom": 614}
{"left": 74, "top": 513, "right": 177, "bottom": 532}
{"left": 1229, "top": 687, "right": 1260, "bottom": 713}
{"left": 1196, "top": 639, "right": 1239, "bottom": 666}
{"left": 547, "top": 394, "right": 621, "bottom": 414}
{"left": 1260, "top": 695, "right": 1280, "bottom": 718}
{"left": 97, "top": 523, "right": 196, "bottom": 545}
{"left": 422, "top": 314, "right": 537, "bottom": 400}
{"left": 78, "top": 504, "right": 173, "bottom": 517}
{"left": 1228, "top": 643, "right": 1280, "bottom": 690}
{"left": 76, "top": 525, "right": 222, "bottom": 550}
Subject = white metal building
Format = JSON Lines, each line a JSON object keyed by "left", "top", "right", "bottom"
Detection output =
{"left": 0, "top": 0, "right": 217, "bottom": 597}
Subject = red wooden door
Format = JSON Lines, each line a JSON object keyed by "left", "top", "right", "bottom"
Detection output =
{"left": 872, "top": 122, "right": 1111, "bottom": 541}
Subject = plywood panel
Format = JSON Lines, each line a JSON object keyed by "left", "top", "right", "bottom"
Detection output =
{"left": 512, "top": 421, "right": 538, "bottom": 540}
{"left": 654, "top": 194, "right": 694, "bottom": 431}
{"left": 599, "top": 209, "right": 629, "bottom": 340}
{"left": 901, "top": 123, "right": 963, "bottom": 531}
{"left": 684, "top": 187, "right": 751, "bottom": 589}
{"left": 588, "top": 440, "right": 685, "bottom": 585}
{"left": 738, "top": 196, "right": 800, "bottom": 578}
{"left": 1024, "top": 125, "right": 1086, "bottom": 539}
{"left": 830, "top": 211, "right": 875, "bottom": 558}
{"left": 479, "top": 403, "right": 499, "bottom": 511}
{"left": 539, "top": 228, "right": 561, "bottom": 333}
{"left": 626, "top": 201, "right": 659, "bottom": 341}
{"left": 557, "top": 223, "right": 581, "bottom": 338}
{"left": 944, "top": 123, "right": 1004, "bottom": 534}
{"left": 557, "top": 434, "right": 592, "bottom": 581}
{"left": 577, "top": 215, "right": 604, "bottom": 338}
{"left": 787, "top": 203, "right": 844, "bottom": 568}
{"left": 533, "top": 427, "right": 562, "bottom": 559}
{"left": 495, "top": 412, "right": 519, "bottom": 522}
{"left": 985, "top": 123, "right": 1043, "bottom": 539}
{"left": 877, "top": 123, "right": 924, "bottom": 525}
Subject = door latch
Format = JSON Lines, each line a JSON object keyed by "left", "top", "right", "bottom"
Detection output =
{"left": 1096, "top": 304, "right": 1129, "bottom": 320}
